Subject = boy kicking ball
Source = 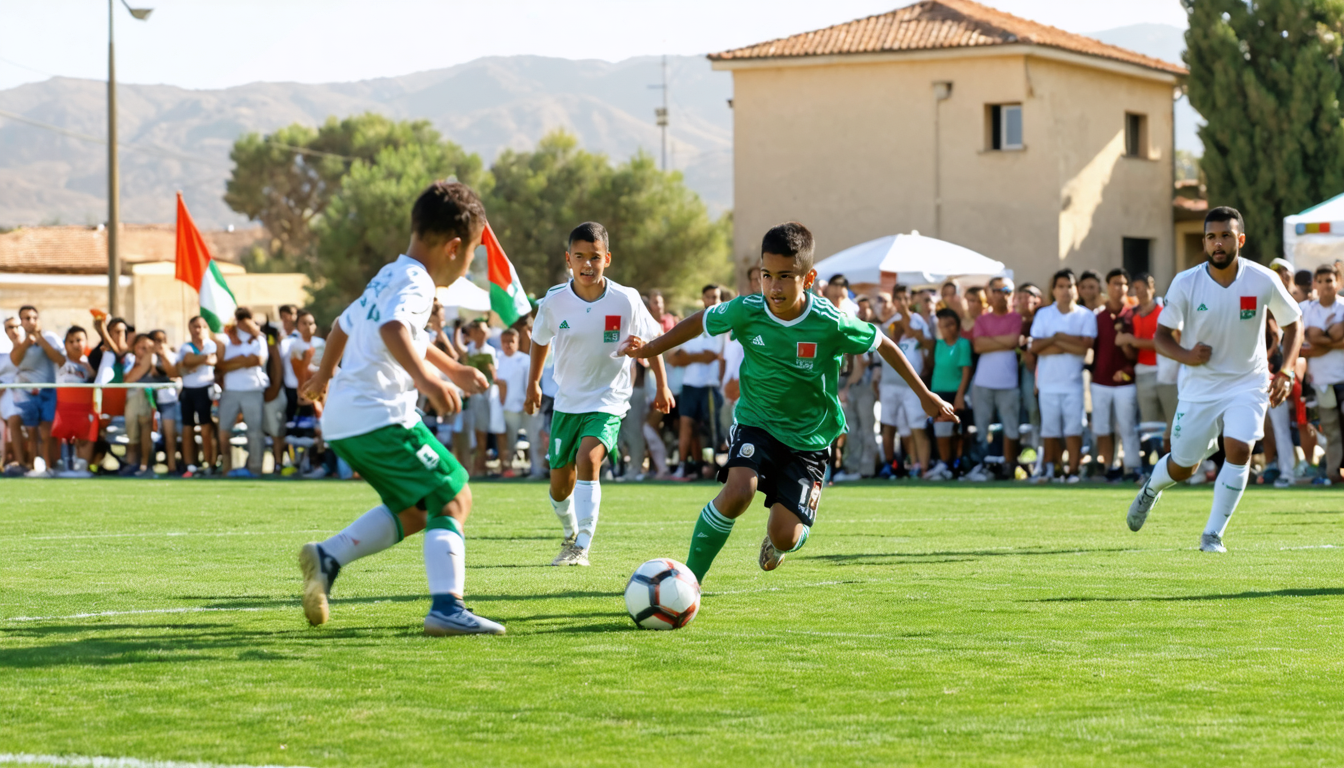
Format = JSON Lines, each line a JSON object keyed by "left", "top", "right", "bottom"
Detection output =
{"left": 297, "top": 181, "right": 505, "bottom": 636}
{"left": 524, "top": 222, "right": 673, "bottom": 566}
{"left": 622, "top": 222, "right": 955, "bottom": 584}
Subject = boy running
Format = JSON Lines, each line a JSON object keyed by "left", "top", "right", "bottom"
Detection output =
{"left": 297, "top": 181, "right": 504, "bottom": 636}
{"left": 622, "top": 222, "right": 955, "bottom": 583}
{"left": 525, "top": 222, "right": 674, "bottom": 566}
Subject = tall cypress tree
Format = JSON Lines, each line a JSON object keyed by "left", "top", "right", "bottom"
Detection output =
{"left": 1184, "top": 0, "right": 1344, "bottom": 261}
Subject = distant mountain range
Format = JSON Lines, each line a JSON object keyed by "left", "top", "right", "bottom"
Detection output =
{"left": 0, "top": 24, "right": 1197, "bottom": 230}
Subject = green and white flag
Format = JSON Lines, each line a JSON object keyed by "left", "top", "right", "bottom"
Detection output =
{"left": 175, "top": 193, "right": 238, "bottom": 332}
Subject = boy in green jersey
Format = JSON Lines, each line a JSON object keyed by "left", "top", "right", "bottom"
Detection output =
{"left": 622, "top": 222, "right": 956, "bottom": 583}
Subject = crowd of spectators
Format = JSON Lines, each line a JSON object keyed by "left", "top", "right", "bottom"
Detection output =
{"left": 4, "top": 257, "right": 1339, "bottom": 486}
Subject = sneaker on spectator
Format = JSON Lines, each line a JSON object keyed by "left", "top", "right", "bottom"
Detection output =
{"left": 227, "top": 468, "right": 259, "bottom": 479}
{"left": 25, "top": 467, "right": 55, "bottom": 478}
{"left": 117, "top": 464, "right": 138, "bottom": 477}
{"left": 280, "top": 465, "right": 298, "bottom": 477}
{"left": 1274, "top": 476, "right": 1292, "bottom": 489}
{"left": 832, "top": 471, "right": 861, "bottom": 483}
{"left": 1312, "top": 476, "right": 1332, "bottom": 486}
{"left": 134, "top": 467, "right": 157, "bottom": 478}
{"left": 303, "top": 465, "right": 329, "bottom": 480}
{"left": 4, "top": 464, "right": 25, "bottom": 477}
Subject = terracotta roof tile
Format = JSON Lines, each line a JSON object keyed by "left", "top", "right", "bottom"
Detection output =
{"left": 710, "top": 0, "right": 1187, "bottom": 76}
{"left": 0, "top": 224, "right": 264, "bottom": 275}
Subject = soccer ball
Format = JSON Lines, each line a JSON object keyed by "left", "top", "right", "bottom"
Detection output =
{"left": 624, "top": 558, "right": 701, "bottom": 630}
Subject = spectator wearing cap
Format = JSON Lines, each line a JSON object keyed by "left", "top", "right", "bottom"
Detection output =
{"left": 1089, "top": 268, "right": 1140, "bottom": 481}
{"left": 11, "top": 305, "right": 65, "bottom": 476}
{"left": 1269, "top": 258, "right": 1295, "bottom": 297}
{"left": 218, "top": 307, "right": 268, "bottom": 478}
{"left": 968, "top": 277, "right": 1023, "bottom": 480}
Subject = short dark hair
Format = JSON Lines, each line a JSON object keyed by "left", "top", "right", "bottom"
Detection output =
{"left": 701, "top": 284, "right": 722, "bottom": 295}
{"left": 568, "top": 221, "right": 609, "bottom": 250}
{"left": 412, "top": 180, "right": 487, "bottom": 247}
{"left": 965, "top": 286, "right": 985, "bottom": 298}
{"left": 1205, "top": 205, "right": 1245, "bottom": 234}
{"left": 132, "top": 332, "right": 152, "bottom": 347}
{"left": 1020, "top": 282, "right": 1042, "bottom": 298}
{"left": 65, "top": 325, "right": 86, "bottom": 341}
{"left": 468, "top": 317, "right": 489, "bottom": 329}
{"left": 1105, "top": 267, "right": 1130, "bottom": 284}
{"left": 760, "top": 222, "right": 816, "bottom": 272}
{"left": 1078, "top": 270, "right": 1101, "bottom": 285}
{"left": 234, "top": 307, "right": 252, "bottom": 321}
{"left": 746, "top": 266, "right": 761, "bottom": 279}
{"left": 1134, "top": 272, "right": 1155, "bottom": 286}
{"left": 18, "top": 305, "right": 37, "bottom": 316}
{"left": 1052, "top": 269, "right": 1077, "bottom": 290}
{"left": 935, "top": 307, "right": 961, "bottom": 324}
{"left": 1316, "top": 264, "right": 1342, "bottom": 280}
{"left": 648, "top": 289, "right": 664, "bottom": 299}
{"left": 279, "top": 304, "right": 297, "bottom": 316}
{"left": 830, "top": 274, "right": 849, "bottom": 289}
{"left": 296, "top": 310, "right": 314, "bottom": 322}
{"left": 1295, "top": 269, "right": 1314, "bottom": 288}
{"left": 892, "top": 284, "right": 910, "bottom": 296}
{"left": 188, "top": 315, "right": 206, "bottom": 326}
{"left": 500, "top": 327, "right": 519, "bottom": 339}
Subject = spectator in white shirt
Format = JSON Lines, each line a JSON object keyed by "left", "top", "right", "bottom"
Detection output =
{"left": 1029, "top": 269, "right": 1098, "bottom": 483}
{"left": 11, "top": 306, "right": 65, "bottom": 476}
{"left": 2, "top": 317, "right": 25, "bottom": 473}
{"left": 668, "top": 284, "right": 725, "bottom": 478}
{"left": 217, "top": 307, "right": 269, "bottom": 478}
{"left": 495, "top": 328, "right": 530, "bottom": 478}
{"left": 462, "top": 318, "right": 501, "bottom": 476}
{"left": 290, "top": 310, "right": 326, "bottom": 421}
{"left": 1300, "top": 264, "right": 1344, "bottom": 482}
{"left": 177, "top": 316, "right": 218, "bottom": 476}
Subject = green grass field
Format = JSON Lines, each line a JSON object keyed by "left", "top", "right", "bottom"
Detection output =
{"left": 1, "top": 479, "right": 1341, "bottom": 767}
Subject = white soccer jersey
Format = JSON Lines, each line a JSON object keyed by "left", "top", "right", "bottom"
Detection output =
{"left": 1301, "top": 298, "right": 1344, "bottom": 385}
{"left": 1159, "top": 258, "right": 1301, "bottom": 403}
{"left": 532, "top": 278, "right": 661, "bottom": 416}
{"left": 1030, "top": 304, "right": 1097, "bottom": 394}
{"left": 323, "top": 254, "right": 435, "bottom": 440}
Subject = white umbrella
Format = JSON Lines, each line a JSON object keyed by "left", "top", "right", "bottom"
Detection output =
{"left": 437, "top": 277, "right": 491, "bottom": 312}
{"left": 816, "top": 232, "right": 1008, "bottom": 286}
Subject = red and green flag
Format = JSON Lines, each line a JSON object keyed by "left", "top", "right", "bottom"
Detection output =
{"left": 174, "top": 192, "right": 237, "bottom": 332}
{"left": 483, "top": 223, "right": 530, "bottom": 326}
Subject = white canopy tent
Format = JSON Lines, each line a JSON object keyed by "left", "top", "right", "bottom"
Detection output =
{"left": 815, "top": 232, "right": 1009, "bottom": 288}
{"left": 436, "top": 277, "right": 491, "bottom": 314}
{"left": 1283, "top": 192, "right": 1344, "bottom": 271}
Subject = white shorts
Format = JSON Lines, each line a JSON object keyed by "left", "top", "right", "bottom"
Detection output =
{"left": 0, "top": 389, "right": 16, "bottom": 421}
{"left": 1090, "top": 383, "right": 1137, "bottom": 436}
{"left": 1170, "top": 391, "right": 1269, "bottom": 468}
{"left": 879, "top": 385, "right": 925, "bottom": 436}
{"left": 1040, "top": 388, "right": 1086, "bottom": 439}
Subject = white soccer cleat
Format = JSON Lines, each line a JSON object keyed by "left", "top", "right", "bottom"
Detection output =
{"left": 1127, "top": 481, "right": 1161, "bottom": 532}
{"left": 424, "top": 606, "right": 506, "bottom": 636}
{"left": 1200, "top": 533, "right": 1227, "bottom": 553}
{"left": 759, "top": 536, "right": 785, "bottom": 571}
{"left": 551, "top": 543, "right": 589, "bottom": 566}
{"left": 299, "top": 542, "right": 340, "bottom": 626}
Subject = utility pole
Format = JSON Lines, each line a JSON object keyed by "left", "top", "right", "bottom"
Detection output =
{"left": 650, "top": 55, "right": 669, "bottom": 171}
{"left": 107, "top": 0, "right": 152, "bottom": 316}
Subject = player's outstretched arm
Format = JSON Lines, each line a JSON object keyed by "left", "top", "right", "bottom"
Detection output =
{"left": 523, "top": 340, "right": 549, "bottom": 416}
{"left": 425, "top": 344, "right": 488, "bottom": 395}
{"left": 1273, "top": 321, "right": 1304, "bottom": 407}
{"left": 300, "top": 319, "right": 347, "bottom": 403}
{"left": 380, "top": 320, "right": 460, "bottom": 415}
{"left": 875, "top": 335, "right": 957, "bottom": 422}
{"left": 620, "top": 311, "right": 707, "bottom": 359}
{"left": 649, "top": 350, "right": 674, "bottom": 414}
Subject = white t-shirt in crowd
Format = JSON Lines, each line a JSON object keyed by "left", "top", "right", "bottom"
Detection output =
{"left": 323, "top": 254, "right": 434, "bottom": 440}
{"left": 277, "top": 336, "right": 299, "bottom": 389}
{"left": 679, "top": 325, "right": 725, "bottom": 388}
{"left": 879, "top": 312, "right": 931, "bottom": 389}
{"left": 1030, "top": 303, "right": 1097, "bottom": 394}
{"left": 722, "top": 338, "right": 744, "bottom": 393}
{"left": 1160, "top": 259, "right": 1300, "bottom": 403}
{"left": 496, "top": 349, "right": 530, "bottom": 412}
{"left": 221, "top": 330, "right": 268, "bottom": 392}
{"left": 290, "top": 336, "right": 326, "bottom": 380}
{"left": 532, "top": 278, "right": 661, "bottom": 416}
{"left": 0, "top": 332, "right": 15, "bottom": 383}
{"left": 1302, "top": 297, "right": 1344, "bottom": 386}
{"left": 177, "top": 339, "right": 218, "bottom": 389}
{"left": 15, "top": 331, "right": 63, "bottom": 384}
{"left": 56, "top": 355, "right": 92, "bottom": 384}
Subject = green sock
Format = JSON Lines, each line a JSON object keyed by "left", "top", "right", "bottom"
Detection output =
{"left": 782, "top": 525, "right": 810, "bottom": 553}
{"left": 687, "top": 501, "right": 734, "bottom": 584}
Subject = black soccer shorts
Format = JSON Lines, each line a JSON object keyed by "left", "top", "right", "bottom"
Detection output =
{"left": 717, "top": 423, "right": 828, "bottom": 527}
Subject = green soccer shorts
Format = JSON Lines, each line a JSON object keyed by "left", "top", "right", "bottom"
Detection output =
{"left": 328, "top": 421, "right": 468, "bottom": 526}
{"left": 548, "top": 411, "right": 622, "bottom": 469}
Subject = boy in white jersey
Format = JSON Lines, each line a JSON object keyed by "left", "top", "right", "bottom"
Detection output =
{"left": 524, "top": 222, "right": 673, "bottom": 566}
{"left": 1029, "top": 269, "right": 1097, "bottom": 483}
{"left": 1128, "top": 207, "right": 1302, "bottom": 552}
{"left": 297, "top": 181, "right": 504, "bottom": 636}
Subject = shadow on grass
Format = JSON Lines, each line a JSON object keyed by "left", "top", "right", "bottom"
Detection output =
{"left": 1036, "top": 587, "right": 1344, "bottom": 603}
{"left": 815, "top": 547, "right": 1135, "bottom": 565}
{"left": 533, "top": 621, "right": 635, "bottom": 634}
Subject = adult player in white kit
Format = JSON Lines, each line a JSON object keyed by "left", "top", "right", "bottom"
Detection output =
{"left": 1128, "top": 207, "right": 1302, "bottom": 552}
{"left": 525, "top": 222, "right": 674, "bottom": 566}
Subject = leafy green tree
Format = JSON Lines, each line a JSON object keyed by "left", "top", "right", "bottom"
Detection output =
{"left": 484, "top": 130, "right": 730, "bottom": 304}
{"left": 1184, "top": 0, "right": 1344, "bottom": 260}
{"left": 306, "top": 141, "right": 486, "bottom": 323}
{"left": 224, "top": 113, "right": 445, "bottom": 258}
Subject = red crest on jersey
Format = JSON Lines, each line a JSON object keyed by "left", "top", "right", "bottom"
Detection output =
{"left": 797, "top": 342, "right": 817, "bottom": 359}
{"left": 604, "top": 315, "right": 621, "bottom": 331}
{"left": 1240, "top": 296, "right": 1256, "bottom": 311}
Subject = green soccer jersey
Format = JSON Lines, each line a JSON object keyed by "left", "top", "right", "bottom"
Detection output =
{"left": 704, "top": 293, "right": 881, "bottom": 451}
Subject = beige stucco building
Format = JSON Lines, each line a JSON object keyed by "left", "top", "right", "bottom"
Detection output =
{"left": 0, "top": 224, "right": 306, "bottom": 341}
{"left": 711, "top": 0, "right": 1188, "bottom": 292}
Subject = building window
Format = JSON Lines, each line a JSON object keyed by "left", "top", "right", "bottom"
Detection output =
{"left": 1125, "top": 113, "right": 1148, "bottom": 159}
{"left": 988, "top": 104, "right": 1023, "bottom": 151}
{"left": 1123, "top": 237, "right": 1152, "bottom": 277}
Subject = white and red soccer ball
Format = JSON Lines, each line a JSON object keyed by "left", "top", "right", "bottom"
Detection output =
{"left": 624, "top": 558, "right": 701, "bottom": 630}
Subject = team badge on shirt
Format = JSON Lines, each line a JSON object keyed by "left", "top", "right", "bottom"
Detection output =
{"left": 797, "top": 342, "right": 817, "bottom": 359}
{"left": 604, "top": 315, "right": 621, "bottom": 343}
{"left": 1240, "top": 296, "right": 1256, "bottom": 320}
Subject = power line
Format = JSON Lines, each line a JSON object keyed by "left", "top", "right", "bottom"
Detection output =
{"left": 0, "top": 54, "right": 57, "bottom": 78}
{"left": 0, "top": 107, "right": 227, "bottom": 166}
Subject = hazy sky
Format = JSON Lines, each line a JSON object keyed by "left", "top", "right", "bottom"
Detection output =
{"left": 0, "top": 0, "right": 1187, "bottom": 91}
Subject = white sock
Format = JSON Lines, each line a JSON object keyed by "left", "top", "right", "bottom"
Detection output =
{"left": 643, "top": 423, "right": 667, "bottom": 475}
{"left": 424, "top": 521, "right": 465, "bottom": 598}
{"left": 1206, "top": 461, "right": 1249, "bottom": 537}
{"left": 550, "top": 494, "right": 576, "bottom": 539}
{"left": 321, "top": 505, "right": 398, "bottom": 566}
{"left": 574, "top": 479, "right": 601, "bottom": 551}
{"left": 1147, "top": 454, "right": 1178, "bottom": 493}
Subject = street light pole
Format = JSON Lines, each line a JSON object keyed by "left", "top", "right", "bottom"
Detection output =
{"left": 107, "top": 0, "right": 152, "bottom": 317}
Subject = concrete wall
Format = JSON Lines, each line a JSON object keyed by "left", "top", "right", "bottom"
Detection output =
{"left": 723, "top": 50, "right": 1176, "bottom": 292}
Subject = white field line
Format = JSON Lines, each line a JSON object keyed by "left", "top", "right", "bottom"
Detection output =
{"left": 20, "top": 530, "right": 327, "bottom": 541}
{"left": 1278, "top": 544, "right": 1339, "bottom": 550}
{"left": 4, "top": 606, "right": 287, "bottom": 623}
{"left": 0, "top": 754, "right": 316, "bottom": 768}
